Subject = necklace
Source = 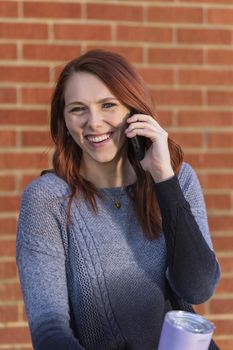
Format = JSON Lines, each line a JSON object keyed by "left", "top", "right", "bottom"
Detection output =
{"left": 103, "top": 187, "right": 125, "bottom": 209}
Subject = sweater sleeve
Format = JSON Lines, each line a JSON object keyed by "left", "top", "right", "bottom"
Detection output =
{"left": 16, "top": 179, "right": 85, "bottom": 350}
{"left": 153, "top": 163, "right": 221, "bottom": 304}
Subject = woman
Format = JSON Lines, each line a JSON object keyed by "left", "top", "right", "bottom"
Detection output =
{"left": 16, "top": 49, "right": 220, "bottom": 350}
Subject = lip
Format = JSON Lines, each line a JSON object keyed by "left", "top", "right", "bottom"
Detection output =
{"left": 85, "top": 132, "right": 113, "bottom": 148}
{"left": 85, "top": 132, "right": 113, "bottom": 137}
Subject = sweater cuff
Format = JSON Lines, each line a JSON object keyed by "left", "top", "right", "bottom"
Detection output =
{"left": 153, "top": 175, "right": 186, "bottom": 209}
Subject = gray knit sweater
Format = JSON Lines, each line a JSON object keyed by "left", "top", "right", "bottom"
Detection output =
{"left": 16, "top": 162, "right": 220, "bottom": 350}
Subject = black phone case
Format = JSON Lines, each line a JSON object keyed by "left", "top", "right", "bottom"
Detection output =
{"left": 130, "top": 136, "right": 145, "bottom": 161}
{"left": 129, "top": 110, "right": 146, "bottom": 161}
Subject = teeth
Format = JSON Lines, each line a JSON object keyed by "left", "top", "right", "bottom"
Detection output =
{"left": 87, "top": 133, "right": 111, "bottom": 143}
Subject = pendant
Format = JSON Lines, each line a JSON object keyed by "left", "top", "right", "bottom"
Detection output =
{"left": 114, "top": 201, "right": 121, "bottom": 209}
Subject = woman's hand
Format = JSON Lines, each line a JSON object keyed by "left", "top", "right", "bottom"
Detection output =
{"left": 125, "top": 113, "right": 174, "bottom": 182}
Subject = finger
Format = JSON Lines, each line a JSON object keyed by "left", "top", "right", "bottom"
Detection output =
{"left": 125, "top": 127, "right": 166, "bottom": 142}
{"left": 125, "top": 121, "right": 150, "bottom": 133}
{"left": 127, "top": 114, "right": 153, "bottom": 123}
{"left": 127, "top": 114, "right": 163, "bottom": 130}
{"left": 125, "top": 122, "right": 167, "bottom": 135}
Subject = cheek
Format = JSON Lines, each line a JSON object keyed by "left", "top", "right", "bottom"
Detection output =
{"left": 111, "top": 114, "right": 127, "bottom": 129}
{"left": 65, "top": 118, "right": 84, "bottom": 144}
{"left": 65, "top": 115, "right": 83, "bottom": 132}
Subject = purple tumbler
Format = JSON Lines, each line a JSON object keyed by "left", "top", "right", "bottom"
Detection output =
{"left": 158, "top": 311, "right": 216, "bottom": 350}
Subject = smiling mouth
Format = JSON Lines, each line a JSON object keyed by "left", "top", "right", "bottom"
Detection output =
{"left": 86, "top": 133, "right": 112, "bottom": 143}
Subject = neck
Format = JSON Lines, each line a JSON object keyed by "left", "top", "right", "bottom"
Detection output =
{"left": 80, "top": 155, "right": 136, "bottom": 188}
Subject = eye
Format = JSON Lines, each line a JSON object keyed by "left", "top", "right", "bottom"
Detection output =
{"left": 69, "top": 106, "right": 86, "bottom": 114}
{"left": 102, "top": 102, "right": 116, "bottom": 109}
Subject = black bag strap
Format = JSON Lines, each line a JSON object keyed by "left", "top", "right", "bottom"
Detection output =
{"left": 166, "top": 282, "right": 220, "bottom": 350}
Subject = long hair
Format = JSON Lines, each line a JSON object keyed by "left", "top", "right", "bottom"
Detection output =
{"left": 50, "top": 49, "right": 183, "bottom": 239}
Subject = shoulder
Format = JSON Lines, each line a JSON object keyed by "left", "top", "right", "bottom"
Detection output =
{"left": 178, "top": 163, "right": 204, "bottom": 206}
{"left": 177, "top": 162, "right": 200, "bottom": 191}
{"left": 21, "top": 172, "right": 70, "bottom": 206}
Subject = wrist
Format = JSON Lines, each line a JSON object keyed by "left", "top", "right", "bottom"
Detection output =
{"left": 151, "top": 168, "right": 175, "bottom": 183}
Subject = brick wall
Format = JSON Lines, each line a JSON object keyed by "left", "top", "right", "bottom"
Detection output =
{"left": 0, "top": 0, "right": 233, "bottom": 349}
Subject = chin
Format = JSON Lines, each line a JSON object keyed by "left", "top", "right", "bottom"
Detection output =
{"left": 92, "top": 154, "right": 119, "bottom": 164}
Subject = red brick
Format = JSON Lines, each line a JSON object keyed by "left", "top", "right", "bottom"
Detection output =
{"left": 208, "top": 49, "right": 233, "bottom": 65}
{"left": 209, "top": 216, "right": 233, "bottom": 231}
{"left": 169, "top": 131, "right": 203, "bottom": 148}
{"left": 0, "top": 218, "right": 17, "bottom": 235}
{"left": 22, "top": 130, "right": 52, "bottom": 147}
{"left": 152, "top": 89, "right": 203, "bottom": 106}
{"left": 0, "top": 66, "right": 49, "bottom": 83}
{"left": 148, "top": 6, "right": 203, "bottom": 23}
{"left": 0, "top": 239, "right": 16, "bottom": 256}
{"left": 0, "top": 283, "right": 22, "bottom": 301}
{"left": 202, "top": 173, "right": 233, "bottom": 189}
{"left": 208, "top": 8, "right": 233, "bottom": 25}
{"left": 0, "top": 1, "right": 18, "bottom": 17}
{"left": 177, "top": 111, "right": 233, "bottom": 127}
{"left": 213, "top": 236, "right": 233, "bottom": 251}
{"left": 193, "top": 303, "right": 206, "bottom": 315}
{"left": 0, "top": 22, "right": 48, "bottom": 39}
{"left": 138, "top": 68, "right": 174, "bottom": 85}
{"left": 0, "top": 305, "right": 18, "bottom": 322}
{"left": 54, "top": 24, "right": 111, "bottom": 41}
{"left": 0, "top": 261, "right": 17, "bottom": 279}
{"left": 186, "top": 152, "right": 233, "bottom": 168}
{"left": 210, "top": 297, "right": 232, "bottom": 314}
{"left": 0, "top": 131, "right": 16, "bottom": 147}
{"left": 216, "top": 277, "right": 233, "bottom": 293}
{"left": 148, "top": 47, "right": 203, "bottom": 64}
{"left": 21, "top": 88, "right": 53, "bottom": 105}
{"left": 178, "top": 28, "right": 231, "bottom": 45}
{"left": 179, "top": 69, "right": 233, "bottom": 86}
{"left": 117, "top": 25, "right": 172, "bottom": 43}
{"left": 0, "top": 195, "right": 21, "bottom": 212}
{"left": 217, "top": 257, "right": 233, "bottom": 274}
{"left": 208, "top": 91, "right": 233, "bottom": 106}
{"left": 211, "top": 318, "right": 233, "bottom": 336}
{"left": 204, "top": 193, "right": 231, "bottom": 209}
{"left": 86, "top": 45, "right": 144, "bottom": 63}
{"left": 0, "top": 44, "right": 17, "bottom": 59}
{"left": 208, "top": 132, "right": 233, "bottom": 148}
{"left": 87, "top": 4, "right": 143, "bottom": 21}
{"left": 0, "top": 326, "right": 31, "bottom": 344}
{"left": 0, "top": 109, "right": 49, "bottom": 126}
{"left": 23, "top": 1, "right": 81, "bottom": 18}
{"left": 0, "top": 88, "right": 16, "bottom": 103}
{"left": 54, "top": 65, "right": 65, "bottom": 82}
{"left": 156, "top": 111, "right": 173, "bottom": 127}
{"left": 0, "top": 152, "right": 49, "bottom": 170}
{"left": 180, "top": 0, "right": 233, "bottom": 4}
{"left": 22, "top": 304, "right": 28, "bottom": 321}
{"left": 23, "top": 44, "right": 81, "bottom": 61}
{"left": 0, "top": 175, "right": 16, "bottom": 191}
{"left": 215, "top": 339, "right": 233, "bottom": 350}
{"left": 19, "top": 174, "right": 39, "bottom": 190}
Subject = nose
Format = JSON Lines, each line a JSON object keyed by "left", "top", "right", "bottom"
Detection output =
{"left": 86, "top": 108, "right": 103, "bottom": 129}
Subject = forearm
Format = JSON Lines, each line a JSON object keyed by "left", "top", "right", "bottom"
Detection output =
{"left": 154, "top": 175, "right": 220, "bottom": 304}
{"left": 31, "top": 316, "right": 85, "bottom": 350}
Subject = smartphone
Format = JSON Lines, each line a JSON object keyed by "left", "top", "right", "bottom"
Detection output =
{"left": 129, "top": 110, "right": 146, "bottom": 161}
{"left": 130, "top": 135, "right": 146, "bottom": 161}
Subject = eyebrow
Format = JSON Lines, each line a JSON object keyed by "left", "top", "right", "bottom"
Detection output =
{"left": 66, "top": 97, "right": 118, "bottom": 107}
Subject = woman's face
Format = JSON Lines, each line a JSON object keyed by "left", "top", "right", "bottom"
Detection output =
{"left": 64, "top": 71, "right": 130, "bottom": 165}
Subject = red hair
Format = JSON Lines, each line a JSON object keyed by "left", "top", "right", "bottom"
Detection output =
{"left": 49, "top": 49, "right": 183, "bottom": 239}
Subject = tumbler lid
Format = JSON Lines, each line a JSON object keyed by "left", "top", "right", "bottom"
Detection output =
{"left": 166, "top": 311, "right": 215, "bottom": 334}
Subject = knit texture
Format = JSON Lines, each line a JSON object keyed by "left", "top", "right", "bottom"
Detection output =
{"left": 16, "top": 162, "right": 220, "bottom": 350}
